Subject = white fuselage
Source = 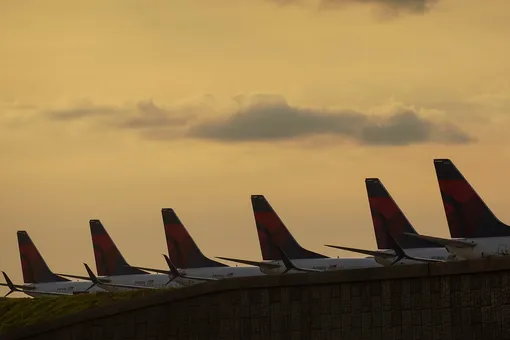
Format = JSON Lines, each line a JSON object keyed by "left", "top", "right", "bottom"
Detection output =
{"left": 25, "top": 274, "right": 183, "bottom": 296}
{"left": 26, "top": 281, "right": 106, "bottom": 297}
{"left": 443, "top": 237, "right": 510, "bottom": 260}
{"left": 260, "top": 257, "right": 382, "bottom": 275}
{"left": 175, "top": 266, "right": 265, "bottom": 286}
{"left": 374, "top": 247, "right": 457, "bottom": 266}
{"left": 97, "top": 273, "right": 183, "bottom": 292}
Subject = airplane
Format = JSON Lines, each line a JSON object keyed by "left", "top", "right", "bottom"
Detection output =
{"left": 129, "top": 208, "right": 264, "bottom": 285}
{"left": 325, "top": 178, "right": 457, "bottom": 266}
{"left": 1, "top": 272, "right": 80, "bottom": 297}
{"left": 403, "top": 158, "right": 510, "bottom": 260}
{"left": 216, "top": 195, "right": 383, "bottom": 274}
{"left": 137, "top": 254, "right": 224, "bottom": 285}
{"left": 3, "top": 231, "right": 106, "bottom": 297}
{"left": 329, "top": 211, "right": 444, "bottom": 266}
{"left": 57, "top": 220, "right": 183, "bottom": 292}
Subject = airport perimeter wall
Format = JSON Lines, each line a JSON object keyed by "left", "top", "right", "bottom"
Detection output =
{"left": 3, "top": 257, "right": 510, "bottom": 340}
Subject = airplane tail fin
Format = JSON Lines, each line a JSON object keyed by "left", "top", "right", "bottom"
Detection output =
{"left": 251, "top": 195, "right": 327, "bottom": 260}
{"left": 365, "top": 178, "right": 437, "bottom": 249}
{"left": 17, "top": 231, "right": 70, "bottom": 284}
{"left": 434, "top": 159, "right": 510, "bottom": 238}
{"left": 89, "top": 220, "right": 148, "bottom": 276}
{"left": 161, "top": 208, "right": 227, "bottom": 268}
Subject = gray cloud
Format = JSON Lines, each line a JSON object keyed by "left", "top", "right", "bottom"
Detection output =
{"left": 41, "top": 95, "right": 475, "bottom": 146}
{"left": 187, "top": 98, "right": 473, "bottom": 146}
{"left": 115, "top": 100, "right": 193, "bottom": 129}
{"left": 189, "top": 101, "right": 367, "bottom": 142}
{"left": 359, "top": 110, "right": 473, "bottom": 145}
{"left": 45, "top": 105, "right": 119, "bottom": 121}
{"left": 322, "top": 0, "right": 438, "bottom": 14}
{"left": 265, "top": 0, "right": 439, "bottom": 15}
{"left": 45, "top": 100, "right": 195, "bottom": 129}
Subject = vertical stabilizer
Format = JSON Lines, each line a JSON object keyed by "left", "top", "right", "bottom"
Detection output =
{"left": 17, "top": 231, "right": 69, "bottom": 283}
{"left": 434, "top": 159, "right": 510, "bottom": 238}
{"left": 365, "top": 178, "right": 437, "bottom": 249}
{"left": 89, "top": 220, "right": 148, "bottom": 276}
{"left": 251, "top": 195, "right": 327, "bottom": 260}
{"left": 161, "top": 209, "right": 227, "bottom": 268}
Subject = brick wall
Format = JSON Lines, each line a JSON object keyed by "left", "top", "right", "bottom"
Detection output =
{"left": 3, "top": 257, "right": 510, "bottom": 340}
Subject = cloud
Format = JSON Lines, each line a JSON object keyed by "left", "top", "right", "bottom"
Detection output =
{"left": 45, "top": 103, "right": 119, "bottom": 121}
{"left": 188, "top": 96, "right": 473, "bottom": 146}
{"left": 265, "top": 0, "right": 439, "bottom": 15}
{"left": 44, "top": 99, "right": 196, "bottom": 129}
{"left": 321, "top": 0, "right": 438, "bottom": 14}
{"left": 115, "top": 100, "right": 194, "bottom": 129}
{"left": 358, "top": 110, "right": 473, "bottom": 145}
{"left": 37, "top": 95, "right": 474, "bottom": 146}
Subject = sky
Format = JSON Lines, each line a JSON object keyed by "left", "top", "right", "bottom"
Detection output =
{"left": 1, "top": 0, "right": 510, "bottom": 296}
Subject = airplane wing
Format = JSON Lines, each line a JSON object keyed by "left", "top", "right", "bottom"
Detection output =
{"left": 215, "top": 256, "right": 281, "bottom": 269}
{"left": 325, "top": 244, "right": 396, "bottom": 259}
{"left": 403, "top": 233, "right": 476, "bottom": 248}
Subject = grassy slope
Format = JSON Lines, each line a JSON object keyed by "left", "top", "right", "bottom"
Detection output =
{"left": 0, "top": 289, "right": 172, "bottom": 335}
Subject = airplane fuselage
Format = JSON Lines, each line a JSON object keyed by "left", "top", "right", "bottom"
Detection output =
{"left": 97, "top": 273, "right": 183, "bottom": 292}
{"left": 444, "top": 237, "right": 510, "bottom": 260}
{"left": 375, "top": 247, "right": 457, "bottom": 266}
{"left": 25, "top": 274, "right": 184, "bottom": 296}
{"left": 26, "top": 281, "right": 106, "bottom": 297}
{"left": 175, "top": 266, "right": 265, "bottom": 286}
{"left": 260, "top": 257, "right": 382, "bottom": 275}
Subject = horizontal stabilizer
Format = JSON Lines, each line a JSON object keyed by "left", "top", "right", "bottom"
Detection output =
{"left": 325, "top": 244, "right": 396, "bottom": 259}
{"left": 54, "top": 272, "right": 113, "bottom": 283}
{"left": 216, "top": 256, "right": 281, "bottom": 270}
{"left": 0, "top": 282, "right": 36, "bottom": 290}
{"left": 129, "top": 265, "right": 171, "bottom": 276}
{"left": 403, "top": 233, "right": 476, "bottom": 248}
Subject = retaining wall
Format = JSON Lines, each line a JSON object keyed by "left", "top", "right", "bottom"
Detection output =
{"left": 3, "top": 257, "right": 510, "bottom": 340}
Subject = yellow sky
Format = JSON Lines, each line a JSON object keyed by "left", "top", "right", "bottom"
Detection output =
{"left": 1, "top": 0, "right": 510, "bottom": 295}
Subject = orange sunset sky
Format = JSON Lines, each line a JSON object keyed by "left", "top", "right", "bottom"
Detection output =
{"left": 1, "top": 0, "right": 510, "bottom": 295}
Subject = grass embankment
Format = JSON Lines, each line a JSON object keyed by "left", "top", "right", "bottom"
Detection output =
{"left": 0, "top": 289, "right": 172, "bottom": 335}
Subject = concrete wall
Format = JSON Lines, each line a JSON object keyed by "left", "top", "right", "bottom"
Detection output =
{"left": 3, "top": 257, "right": 510, "bottom": 340}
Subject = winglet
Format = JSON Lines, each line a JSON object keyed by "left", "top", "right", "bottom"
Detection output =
{"left": 385, "top": 231, "right": 445, "bottom": 264}
{"left": 274, "top": 245, "right": 322, "bottom": 273}
{"left": 163, "top": 254, "right": 181, "bottom": 279}
{"left": 2, "top": 272, "right": 18, "bottom": 297}
{"left": 83, "top": 263, "right": 102, "bottom": 292}
{"left": 163, "top": 254, "right": 217, "bottom": 282}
